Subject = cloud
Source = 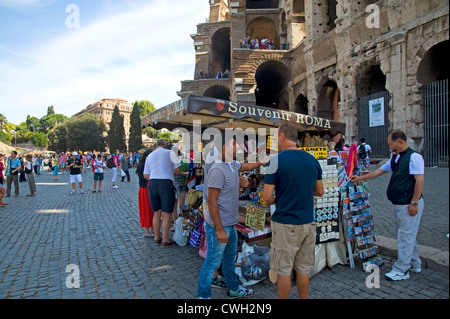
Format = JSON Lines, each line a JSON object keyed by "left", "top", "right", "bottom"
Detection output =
{"left": 0, "top": 0, "right": 209, "bottom": 123}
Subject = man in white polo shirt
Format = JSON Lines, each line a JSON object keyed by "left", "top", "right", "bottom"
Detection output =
{"left": 144, "top": 139, "right": 181, "bottom": 247}
{"left": 352, "top": 130, "right": 425, "bottom": 281}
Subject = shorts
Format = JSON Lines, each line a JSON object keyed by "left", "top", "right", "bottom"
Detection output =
{"left": 94, "top": 172, "right": 104, "bottom": 181}
{"left": 148, "top": 179, "right": 175, "bottom": 213}
{"left": 358, "top": 158, "right": 370, "bottom": 169}
{"left": 69, "top": 174, "right": 82, "bottom": 184}
{"left": 175, "top": 182, "right": 187, "bottom": 198}
{"left": 269, "top": 220, "right": 316, "bottom": 276}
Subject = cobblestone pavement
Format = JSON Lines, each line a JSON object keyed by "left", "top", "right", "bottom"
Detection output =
{"left": 367, "top": 164, "right": 449, "bottom": 252}
{"left": 0, "top": 166, "right": 448, "bottom": 300}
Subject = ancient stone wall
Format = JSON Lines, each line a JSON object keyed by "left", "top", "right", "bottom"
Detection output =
{"left": 178, "top": 0, "right": 449, "bottom": 151}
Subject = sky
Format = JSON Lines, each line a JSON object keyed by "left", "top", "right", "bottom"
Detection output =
{"left": 0, "top": 0, "right": 210, "bottom": 125}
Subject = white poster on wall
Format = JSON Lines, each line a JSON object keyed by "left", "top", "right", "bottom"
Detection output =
{"left": 369, "top": 97, "right": 385, "bottom": 127}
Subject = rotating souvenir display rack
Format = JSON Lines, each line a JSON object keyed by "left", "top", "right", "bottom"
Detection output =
{"left": 313, "top": 159, "right": 341, "bottom": 244}
{"left": 341, "top": 166, "right": 384, "bottom": 270}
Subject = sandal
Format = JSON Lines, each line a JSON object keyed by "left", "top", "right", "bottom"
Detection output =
{"left": 91, "top": 191, "right": 96, "bottom": 193}
{"left": 154, "top": 238, "right": 162, "bottom": 245}
{"left": 161, "top": 239, "right": 176, "bottom": 248}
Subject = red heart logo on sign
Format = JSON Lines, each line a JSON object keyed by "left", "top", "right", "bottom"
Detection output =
{"left": 217, "top": 100, "right": 225, "bottom": 111}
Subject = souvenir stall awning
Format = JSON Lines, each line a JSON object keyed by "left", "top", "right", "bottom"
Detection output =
{"left": 142, "top": 95, "right": 346, "bottom": 136}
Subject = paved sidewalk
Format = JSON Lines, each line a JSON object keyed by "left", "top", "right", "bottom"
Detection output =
{"left": 367, "top": 164, "right": 449, "bottom": 252}
{"left": 0, "top": 166, "right": 448, "bottom": 299}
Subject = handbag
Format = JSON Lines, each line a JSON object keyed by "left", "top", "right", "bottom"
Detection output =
{"left": 189, "top": 216, "right": 204, "bottom": 248}
{"left": 120, "top": 169, "right": 126, "bottom": 177}
{"left": 25, "top": 163, "right": 33, "bottom": 174}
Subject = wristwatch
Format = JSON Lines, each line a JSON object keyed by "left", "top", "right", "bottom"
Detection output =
{"left": 410, "top": 201, "right": 419, "bottom": 206}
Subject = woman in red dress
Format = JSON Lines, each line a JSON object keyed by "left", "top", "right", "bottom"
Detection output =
{"left": 136, "top": 150, "right": 154, "bottom": 237}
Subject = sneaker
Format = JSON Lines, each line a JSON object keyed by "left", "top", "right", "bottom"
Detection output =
{"left": 385, "top": 270, "right": 410, "bottom": 281}
{"left": 69, "top": 190, "right": 76, "bottom": 195}
{"left": 226, "top": 286, "right": 254, "bottom": 299}
{"left": 112, "top": 185, "right": 119, "bottom": 189}
{"left": 212, "top": 275, "right": 227, "bottom": 289}
{"left": 79, "top": 189, "right": 84, "bottom": 194}
{"left": 410, "top": 266, "right": 422, "bottom": 274}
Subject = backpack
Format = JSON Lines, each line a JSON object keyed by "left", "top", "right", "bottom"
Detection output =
{"left": 358, "top": 144, "right": 367, "bottom": 159}
{"left": 106, "top": 157, "right": 114, "bottom": 168}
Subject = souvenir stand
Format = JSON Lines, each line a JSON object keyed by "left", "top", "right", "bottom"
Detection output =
{"left": 142, "top": 95, "right": 349, "bottom": 277}
{"left": 339, "top": 148, "right": 384, "bottom": 270}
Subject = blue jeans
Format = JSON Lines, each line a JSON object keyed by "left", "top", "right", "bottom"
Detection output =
{"left": 197, "top": 223, "right": 240, "bottom": 298}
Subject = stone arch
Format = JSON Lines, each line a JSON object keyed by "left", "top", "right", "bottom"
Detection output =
{"left": 209, "top": 27, "right": 231, "bottom": 77}
{"left": 254, "top": 60, "right": 291, "bottom": 110}
{"left": 317, "top": 80, "right": 340, "bottom": 121}
{"left": 355, "top": 62, "right": 387, "bottom": 98}
{"left": 294, "top": 93, "right": 309, "bottom": 115}
{"left": 417, "top": 40, "right": 449, "bottom": 84}
{"left": 203, "top": 85, "right": 231, "bottom": 101}
{"left": 407, "top": 28, "right": 449, "bottom": 83}
{"left": 247, "top": 52, "right": 288, "bottom": 75}
{"left": 246, "top": 16, "right": 279, "bottom": 49}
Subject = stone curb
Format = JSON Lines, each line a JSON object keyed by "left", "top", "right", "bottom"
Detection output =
{"left": 376, "top": 235, "right": 449, "bottom": 274}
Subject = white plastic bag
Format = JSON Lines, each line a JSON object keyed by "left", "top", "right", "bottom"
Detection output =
{"left": 173, "top": 217, "right": 188, "bottom": 246}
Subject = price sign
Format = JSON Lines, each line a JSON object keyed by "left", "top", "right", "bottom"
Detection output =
{"left": 267, "top": 136, "right": 278, "bottom": 151}
{"left": 299, "top": 147, "right": 328, "bottom": 159}
{"left": 245, "top": 204, "right": 266, "bottom": 232}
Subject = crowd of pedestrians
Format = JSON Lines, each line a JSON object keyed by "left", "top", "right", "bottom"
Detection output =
{"left": 0, "top": 150, "right": 143, "bottom": 201}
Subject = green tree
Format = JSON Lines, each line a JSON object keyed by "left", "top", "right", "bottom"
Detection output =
{"left": 143, "top": 126, "right": 158, "bottom": 138}
{"left": 26, "top": 115, "right": 41, "bottom": 132}
{"left": 48, "top": 125, "right": 69, "bottom": 153}
{"left": 0, "top": 113, "right": 7, "bottom": 131}
{"left": 3, "top": 122, "right": 15, "bottom": 133}
{"left": 128, "top": 102, "right": 143, "bottom": 153}
{"left": 15, "top": 122, "right": 30, "bottom": 143}
{"left": 107, "top": 105, "right": 127, "bottom": 153}
{"left": 47, "top": 105, "right": 55, "bottom": 116}
{"left": 39, "top": 113, "right": 67, "bottom": 133}
{"left": 157, "top": 131, "right": 179, "bottom": 143}
{"left": 66, "top": 114, "right": 107, "bottom": 152}
{"left": 134, "top": 100, "right": 156, "bottom": 117}
{"left": 29, "top": 132, "right": 48, "bottom": 147}
{"left": 0, "top": 131, "right": 12, "bottom": 145}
